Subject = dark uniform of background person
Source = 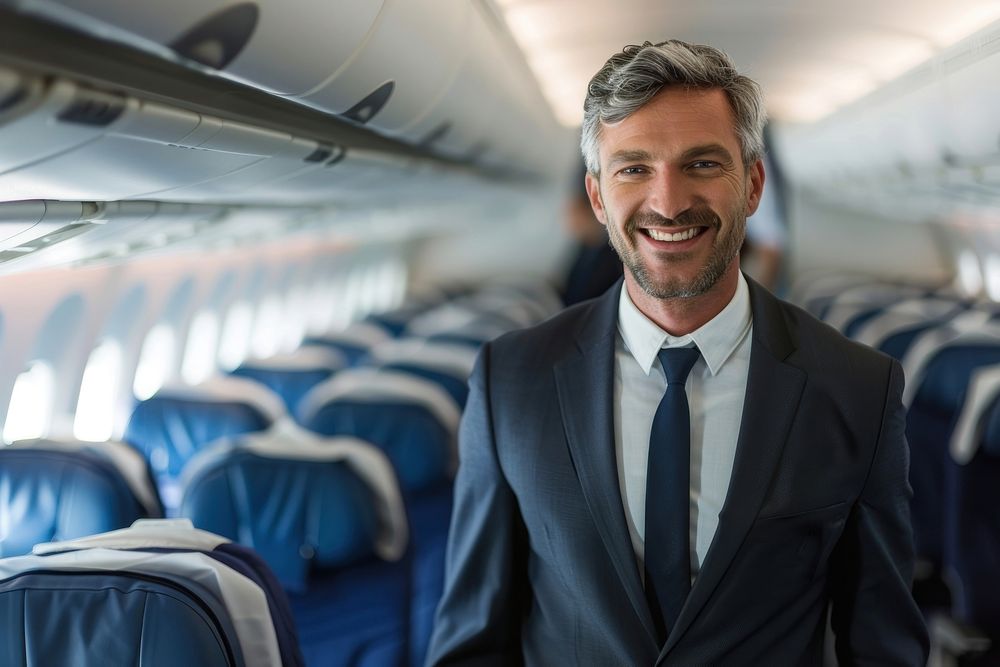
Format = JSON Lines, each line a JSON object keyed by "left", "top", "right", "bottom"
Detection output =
{"left": 428, "top": 39, "right": 929, "bottom": 666}
{"left": 562, "top": 162, "right": 624, "bottom": 306}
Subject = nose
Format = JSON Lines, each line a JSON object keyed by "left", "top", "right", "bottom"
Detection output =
{"left": 646, "top": 168, "right": 697, "bottom": 221}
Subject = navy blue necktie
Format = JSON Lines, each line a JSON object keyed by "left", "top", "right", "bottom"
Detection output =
{"left": 645, "top": 345, "right": 700, "bottom": 645}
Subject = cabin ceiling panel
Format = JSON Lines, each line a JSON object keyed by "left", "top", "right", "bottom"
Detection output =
{"left": 495, "top": 0, "right": 1000, "bottom": 125}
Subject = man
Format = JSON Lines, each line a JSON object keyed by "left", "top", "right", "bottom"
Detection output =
{"left": 428, "top": 40, "right": 929, "bottom": 666}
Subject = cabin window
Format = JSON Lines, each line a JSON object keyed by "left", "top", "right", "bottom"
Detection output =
{"left": 134, "top": 324, "right": 176, "bottom": 400}
{"left": 4, "top": 361, "right": 55, "bottom": 443}
{"left": 985, "top": 256, "right": 1000, "bottom": 302}
{"left": 307, "top": 280, "right": 335, "bottom": 335}
{"left": 281, "top": 286, "right": 310, "bottom": 352}
{"left": 181, "top": 310, "right": 220, "bottom": 384}
{"left": 957, "top": 250, "right": 983, "bottom": 297}
{"left": 327, "top": 274, "right": 352, "bottom": 332}
{"left": 74, "top": 340, "right": 123, "bottom": 442}
{"left": 251, "top": 294, "right": 283, "bottom": 358}
{"left": 219, "top": 300, "right": 254, "bottom": 370}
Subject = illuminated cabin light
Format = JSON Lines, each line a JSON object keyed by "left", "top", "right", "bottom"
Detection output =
{"left": 218, "top": 301, "right": 253, "bottom": 371}
{"left": 74, "top": 340, "right": 122, "bottom": 442}
{"left": 182, "top": 310, "right": 220, "bottom": 385}
{"left": 957, "top": 251, "right": 984, "bottom": 297}
{"left": 4, "top": 361, "right": 55, "bottom": 443}
{"left": 134, "top": 324, "right": 176, "bottom": 401}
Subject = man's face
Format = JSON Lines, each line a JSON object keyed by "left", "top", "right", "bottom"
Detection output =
{"left": 586, "top": 87, "right": 764, "bottom": 300}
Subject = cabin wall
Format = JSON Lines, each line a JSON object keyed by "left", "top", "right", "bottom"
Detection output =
{"left": 0, "top": 233, "right": 405, "bottom": 442}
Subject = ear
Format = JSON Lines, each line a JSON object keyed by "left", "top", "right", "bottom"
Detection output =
{"left": 585, "top": 172, "right": 608, "bottom": 226}
{"left": 745, "top": 159, "right": 765, "bottom": 217}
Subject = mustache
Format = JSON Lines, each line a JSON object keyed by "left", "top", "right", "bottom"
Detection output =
{"left": 624, "top": 206, "right": 721, "bottom": 235}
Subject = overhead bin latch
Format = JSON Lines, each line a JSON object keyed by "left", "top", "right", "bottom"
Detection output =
{"left": 342, "top": 81, "right": 394, "bottom": 125}
{"left": 168, "top": 2, "right": 260, "bottom": 70}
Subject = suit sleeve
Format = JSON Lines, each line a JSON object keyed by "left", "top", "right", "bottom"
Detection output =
{"left": 425, "top": 343, "right": 528, "bottom": 666}
{"left": 830, "top": 358, "right": 930, "bottom": 666}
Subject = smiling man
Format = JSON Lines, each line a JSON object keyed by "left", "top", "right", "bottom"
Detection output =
{"left": 428, "top": 41, "right": 928, "bottom": 666}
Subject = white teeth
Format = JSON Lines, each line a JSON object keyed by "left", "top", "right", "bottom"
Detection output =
{"left": 647, "top": 227, "right": 700, "bottom": 242}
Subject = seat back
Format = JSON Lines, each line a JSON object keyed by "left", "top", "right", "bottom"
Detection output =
{"left": 943, "top": 367, "right": 1000, "bottom": 636}
{"left": 0, "top": 519, "right": 297, "bottom": 667}
{"left": 231, "top": 346, "right": 345, "bottom": 413}
{"left": 0, "top": 439, "right": 159, "bottom": 557}
{"left": 124, "top": 376, "right": 284, "bottom": 511}
{"left": 180, "top": 424, "right": 407, "bottom": 592}
{"left": 298, "top": 369, "right": 459, "bottom": 493}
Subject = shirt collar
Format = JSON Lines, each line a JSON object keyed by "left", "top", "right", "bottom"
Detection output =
{"left": 617, "top": 273, "right": 753, "bottom": 376}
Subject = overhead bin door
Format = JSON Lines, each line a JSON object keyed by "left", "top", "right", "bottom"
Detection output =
{"left": 295, "top": 0, "right": 468, "bottom": 139}
{"left": 0, "top": 80, "right": 290, "bottom": 201}
{"left": 16, "top": 0, "right": 384, "bottom": 96}
{"left": 399, "top": 5, "right": 508, "bottom": 161}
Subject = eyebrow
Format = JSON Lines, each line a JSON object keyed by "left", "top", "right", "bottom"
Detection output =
{"left": 605, "top": 143, "right": 735, "bottom": 169}
{"left": 606, "top": 149, "right": 653, "bottom": 169}
{"left": 679, "top": 143, "right": 735, "bottom": 163}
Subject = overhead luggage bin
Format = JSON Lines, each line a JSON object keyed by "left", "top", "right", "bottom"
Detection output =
{"left": 295, "top": 0, "right": 469, "bottom": 140}
{"left": 0, "top": 76, "right": 295, "bottom": 201}
{"left": 11, "top": 0, "right": 384, "bottom": 96}
{"left": 393, "top": 2, "right": 497, "bottom": 158}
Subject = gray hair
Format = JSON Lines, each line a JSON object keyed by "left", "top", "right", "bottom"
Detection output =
{"left": 581, "top": 40, "right": 766, "bottom": 174}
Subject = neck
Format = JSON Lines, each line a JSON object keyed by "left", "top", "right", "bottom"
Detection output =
{"left": 625, "top": 261, "right": 740, "bottom": 336}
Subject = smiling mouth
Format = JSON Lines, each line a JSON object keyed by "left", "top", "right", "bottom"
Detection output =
{"left": 641, "top": 226, "right": 709, "bottom": 243}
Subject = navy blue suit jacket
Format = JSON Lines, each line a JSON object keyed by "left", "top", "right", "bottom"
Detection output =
{"left": 428, "top": 278, "right": 929, "bottom": 666}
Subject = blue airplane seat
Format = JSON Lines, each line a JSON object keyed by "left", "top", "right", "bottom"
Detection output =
{"left": 303, "top": 321, "right": 392, "bottom": 367}
{"left": 904, "top": 339, "right": 1000, "bottom": 568}
{"left": 381, "top": 361, "right": 469, "bottom": 408}
{"left": 230, "top": 346, "right": 346, "bottom": 414}
{"left": 842, "top": 304, "right": 892, "bottom": 339}
{"left": 0, "top": 518, "right": 300, "bottom": 667}
{"left": 0, "top": 438, "right": 162, "bottom": 557}
{"left": 941, "top": 366, "right": 1000, "bottom": 645}
{"left": 123, "top": 376, "right": 285, "bottom": 513}
{"left": 370, "top": 339, "right": 477, "bottom": 409}
{"left": 297, "top": 369, "right": 459, "bottom": 493}
{"left": 179, "top": 425, "right": 410, "bottom": 667}
{"left": 297, "top": 369, "right": 459, "bottom": 666}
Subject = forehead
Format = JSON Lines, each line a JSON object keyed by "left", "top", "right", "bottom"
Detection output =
{"left": 597, "top": 87, "right": 739, "bottom": 163}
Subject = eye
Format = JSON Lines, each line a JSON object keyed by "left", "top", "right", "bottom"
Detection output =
{"left": 618, "top": 166, "right": 647, "bottom": 176}
{"left": 690, "top": 160, "right": 719, "bottom": 169}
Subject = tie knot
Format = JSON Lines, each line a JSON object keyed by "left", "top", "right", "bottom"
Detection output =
{"left": 657, "top": 346, "right": 700, "bottom": 385}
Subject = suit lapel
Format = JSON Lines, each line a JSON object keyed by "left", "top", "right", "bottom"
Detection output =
{"left": 554, "top": 281, "right": 658, "bottom": 642}
{"left": 661, "top": 279, "right": 807, "bottom": 658}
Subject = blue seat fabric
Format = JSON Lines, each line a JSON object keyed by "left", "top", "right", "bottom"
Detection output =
{"left": 381, "top": 362, "right": 469, "bottom": 409}
{"left": 302, "top": 337, "right": 370, "bottom": 367}
{"left": 182, "top": 451, "right": 380, "bottom": 592}
{"left": 125, "top": 397, "right": 270, "bottom": 484}
{"left": 230, "top": 365, "right": 336, "bottom": 414}
{"left": 907, "top": 344, "right": 1000, "bottom": 567}
{"left": 0, "top": 449, "right": 148, "bottom": 557}
{"left": 0, "top": 570, "right": 239, "bottom": 667}
{"left": 301, "top": 401, "right": 451, "bottom": 493}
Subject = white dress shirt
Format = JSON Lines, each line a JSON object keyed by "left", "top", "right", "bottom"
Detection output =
{"left": 614, "top": 273, "right": 753, "bottom": 579}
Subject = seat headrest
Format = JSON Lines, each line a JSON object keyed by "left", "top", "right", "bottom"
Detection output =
{"left": 297, "top": 369, "right": 459, "bottom": 489}
{"left": 232, "top": 347, "right": 345, "bottom": 414}
{"left": 180, "top": 433, "right": 402, "bottom": 592}
{"left": 0, "top": 446, "right": 153, "bottom": 557}
{"left": 125, "top": 379, "right": 281, "bottom": 510}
